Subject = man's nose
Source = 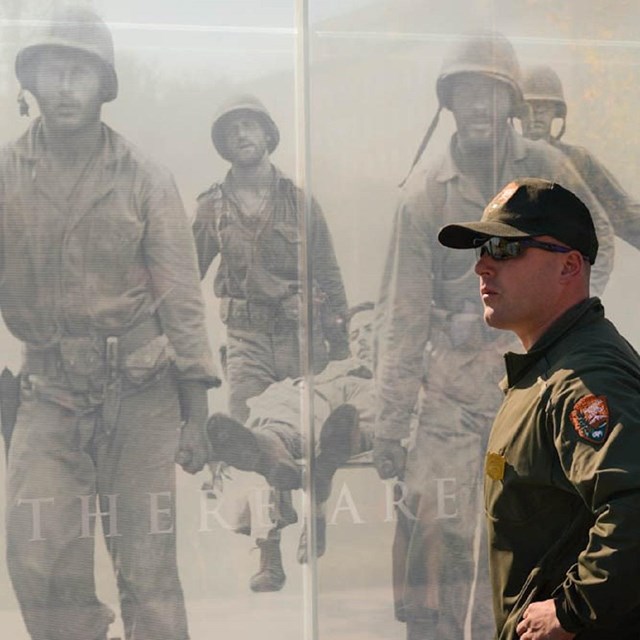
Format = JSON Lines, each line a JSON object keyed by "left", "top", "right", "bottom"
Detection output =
{"left": 475, "top": 253, "right": 495, "bottom": 275}
{"left": 470, "top": 93, "right": 491, "bottom": 112}
{"left": 57, "top": 70, "right": 75, "bottom": 94}
{"left": 233, "top": 123, "right": 250, "bottom": 138}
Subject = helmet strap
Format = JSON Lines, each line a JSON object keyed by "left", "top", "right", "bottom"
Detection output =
{"left": 17, "top": 89, "right": 29, "bottom": 117}
{"left": 553, "top": 118, "right": 566, "bottom": 141}
{"left": 399, "top": 106, "right": 442, "bottom": 187}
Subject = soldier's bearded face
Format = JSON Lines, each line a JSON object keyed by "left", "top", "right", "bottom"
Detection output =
{"left": 223, "top": 114, "right": 270, "bottom": 167}
{"left": 32, "top": 48, "right": 104, "bottom": 134}
{"left": 520, "top": 100, "right": 557, "bottom": 141}
{"left": 449, "top": 75, "right": 512, "bottom": 153}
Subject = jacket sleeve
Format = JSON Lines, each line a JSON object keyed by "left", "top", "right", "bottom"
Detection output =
{"left": 551, "top": 361, "right": 640, "bottom": 632}
{"left": 192, "top": 188, "right": 221, "bottom": 279}
{"left": 142, "top": 168, "right": 219, "bottom": 387}
{"left": 375, "top": 176, "right": 434, "bottom": 440}
{"left": 310, "top": 197, "right": 350, "bottom": 359}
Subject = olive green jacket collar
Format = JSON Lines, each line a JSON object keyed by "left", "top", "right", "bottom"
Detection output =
{"left": 501, "top": 297, "right": 603, "bottom": 389}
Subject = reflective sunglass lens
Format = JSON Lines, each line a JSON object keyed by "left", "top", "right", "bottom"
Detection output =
{"left": 475, "top": 238, "right": 523, "bottom": 261}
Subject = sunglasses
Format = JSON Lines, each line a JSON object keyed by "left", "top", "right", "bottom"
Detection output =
{"left": 474, "top": 236, "right": 575, "bottom": 261}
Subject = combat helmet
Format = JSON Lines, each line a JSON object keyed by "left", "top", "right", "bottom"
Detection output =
{"left": 521, "top": 65, "right": 567, "bottom": 118}
{"left": 436, "top": 31, "right": 523, "bottom": 116}
{"left": 15, "top": 6, "right": 118, "bottom": 106}
{"left": 520, "top": 65, "right": 567, "bottom": 141}
{"left": 400, "top": 31, "right": 523, "bottom": 186}
{"left": 211, "top": 94, "right": 280, "bottom": 161}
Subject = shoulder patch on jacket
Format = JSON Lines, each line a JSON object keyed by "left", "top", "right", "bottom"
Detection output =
{"left": 570, "top": 394, "right": 609, "bottom": 444}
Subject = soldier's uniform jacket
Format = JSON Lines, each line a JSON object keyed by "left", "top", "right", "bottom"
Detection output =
{"left": 375, "top": 128, "right": 615, "bottom": 440}
{"left": 553, "top": 138, "right": 640, "bottom": 251}
{"left": 486, "top": 298, "right": 640, "bottom": 639}
{"left": 0, "top": 119, "right": 216, "bottom": 389}
{"left": 193, "top": 166, "right": 349, "bottom": 356}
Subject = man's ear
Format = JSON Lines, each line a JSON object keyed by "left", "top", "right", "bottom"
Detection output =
{"left": 559, "top": 251, "right": 585, "bottom": 281}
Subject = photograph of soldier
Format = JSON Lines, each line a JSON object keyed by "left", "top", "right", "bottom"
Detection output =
{"left": 373, "top": 31, "right": 615, "bottom": 640}
{"left": 2, "top": 7, "right": 218, "bottom": 640}
{"left": 192, "top": 94, "right": 350, "bottom": 592}
{"left": 518, "top": 64, "right": 640, "bottom": 251}
{"left": 205, "top": 301, "right": 376, "bottom": 589}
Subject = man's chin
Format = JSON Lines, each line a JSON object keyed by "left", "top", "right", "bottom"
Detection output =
{"left": 233, "top": 153, "right": 264, "bottom": 169}
{"left": 461, "top": 134, "right": 495, "bottom": 154}
{"left": 48, "top": 116, "right": 82, "bottom": 130}
{"left": 483, "top": 308, "right": 503, "bottom": 329}
{"left": 523, "top": 127, "right": 546, "bottom": 141}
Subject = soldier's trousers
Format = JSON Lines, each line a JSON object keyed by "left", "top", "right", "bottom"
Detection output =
{"left": 225, "top": 327, "right": 329, "bottom": 423}
{"left": 395, "top": 330, "right": 507, "bottom": 639}
{"left": 6, "top": 372, "right": 189, "bottom": 640}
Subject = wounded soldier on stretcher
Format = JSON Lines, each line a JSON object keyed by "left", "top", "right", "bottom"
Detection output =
{"left": 206, "top": 302, "right": 375, "bottom": 576}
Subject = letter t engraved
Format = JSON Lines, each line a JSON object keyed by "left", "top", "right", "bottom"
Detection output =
{"left": 17, "top": 497, "right": 54, "bottom": 541}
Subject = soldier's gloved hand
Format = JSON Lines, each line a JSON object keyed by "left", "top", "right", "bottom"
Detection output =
{"left": 176, "top": 381, "right": 210, "bottom": 474}
{"left": 373, "top": 437, "right": 406, "bottom": 479}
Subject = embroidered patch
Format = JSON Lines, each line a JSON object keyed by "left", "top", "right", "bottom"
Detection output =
{"left": 488, "top": 181, "right": 519, "bottom": 211}
{"left": 570, "top": 395, "right": 610, "bottom": 444}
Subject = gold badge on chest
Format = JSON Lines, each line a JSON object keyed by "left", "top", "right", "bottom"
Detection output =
{"left": 486, "top": 451, "right": 506, "bottom": 481}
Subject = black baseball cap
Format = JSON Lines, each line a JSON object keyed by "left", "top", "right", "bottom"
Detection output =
{"left": 437, "top": 178, "right": 598, "bottom": 264}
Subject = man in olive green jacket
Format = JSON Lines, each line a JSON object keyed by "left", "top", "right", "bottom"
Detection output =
{"left": 438, "top": 178, "right": 640, "bottom": 639}
{"left": 373, "top": 32, "right": 614, "bottom": 640}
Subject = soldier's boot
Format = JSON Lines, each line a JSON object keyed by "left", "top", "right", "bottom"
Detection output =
{"left": 315, "top": 404, "right": 358, "bottom": 503}
{"left": 206, "top": 413, "right": 302, "bottom": 490}
{"left": 296, "top": 515, "right": 327, "bottom": 564}
{"left": 250, "top": 536, "right": 286, "bottom": 592}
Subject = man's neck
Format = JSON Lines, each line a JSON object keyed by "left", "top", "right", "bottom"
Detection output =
{"left": 229, "top": 155, "right": 273, "bottom": 192}
{"left": 42, "top": 120, "right": 103, "bottom": 164}
{"left": 519, "top": 293, "right": 590, "bottom": 351}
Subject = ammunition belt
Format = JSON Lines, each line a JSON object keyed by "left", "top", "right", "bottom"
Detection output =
{"left": 220, "top": 297, "right": 297, "bottom": 335}
{"left": 23, "top": 315, "right": 168, "bottom": 392}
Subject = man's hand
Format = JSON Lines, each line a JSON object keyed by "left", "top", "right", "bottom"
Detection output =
{"left": 372, "top": 437, "right": 406, "bottom": 479}
{"left": 516, "top": 600, "right": 576, "bottom": 640}
{"left": 175, "top": 381, "right": 210, "bottom": 474}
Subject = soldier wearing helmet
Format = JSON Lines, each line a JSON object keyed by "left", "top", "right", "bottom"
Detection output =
{"left": 519, "top": 64, "right": 567, "bottom": 142}
{"left": 210, "top": 95, "right": 280, "bottom": 163}
{"left": 15, "top": 5, "right": 118, "bottom": 114}
{"left": 3, "top": 7, "right": 218, "bottom": 640}
{"left": 519, "top": 64, "right": 640, "bottom": 250}
{"left": 374, "top": 32, "right": 614, "bottom": 640}
{"left": 193, "top": 94, "right": 349, "bottom": 592}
